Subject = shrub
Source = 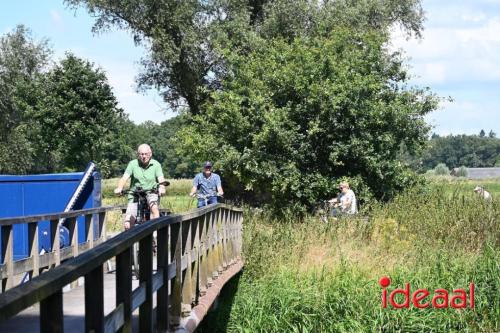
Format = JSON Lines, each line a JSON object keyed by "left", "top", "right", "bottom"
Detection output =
{"left": 434, "top": 163, "right": 450, "bottom": 175}
{"left": 457, "top": 165, "right": 468, "bottom": 177}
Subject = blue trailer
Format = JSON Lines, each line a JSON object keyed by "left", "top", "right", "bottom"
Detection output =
{"left": 0, "top": 171, "right": 101, "bottom": 261}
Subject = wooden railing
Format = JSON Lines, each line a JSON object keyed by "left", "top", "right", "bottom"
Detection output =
{"left": 0, "top": 203, "right": 243, "bottom": 333}
{"left": 0, "top": 206, "right": 116, "bottom": 291}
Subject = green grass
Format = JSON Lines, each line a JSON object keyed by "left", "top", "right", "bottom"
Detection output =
{"left": 102, "top": 178, "right": 196, "bottom": 232}
{"left": 426, "top": 176, "right": 500, "bottom": 197}
{"left": 197, "top": 181, "right": 500, "bottom": 333}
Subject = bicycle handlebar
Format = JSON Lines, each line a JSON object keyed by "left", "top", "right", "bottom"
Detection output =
{"left": 196, "top": 193, "right": 223, "bottom": 199}
{"left": 117, "top": 181, "right": 170, "bottom": 196}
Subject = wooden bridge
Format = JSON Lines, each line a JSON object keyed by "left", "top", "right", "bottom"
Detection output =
{"left": 0, "top": 204, "right": 243, "bottom": 332}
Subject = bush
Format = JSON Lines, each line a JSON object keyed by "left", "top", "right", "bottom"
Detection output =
{"left": 434, "top": 163, "right": 450, "bottom": 175}
{"left": 457, "top": 165, "right": 468, "bottom": 177}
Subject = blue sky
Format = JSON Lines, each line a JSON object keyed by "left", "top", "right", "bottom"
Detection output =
{"left": 1, "top": 0, "right": 173, "bottom": 124}
{"left": 1, "top": 0, "right": 499, "bottom": 135}
{"left": 392, "top": 0, "right": 500, "bottom": 135}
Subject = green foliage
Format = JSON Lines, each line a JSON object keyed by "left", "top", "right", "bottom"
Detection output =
{"left": 457, "top": 165, "right": 468, "bottom": 177}
{"left": 66, "top": 0, "right": 426, "bottom": 114}
{"left": 113, "top": 115, "right": 199, "bottom": 178}
{"left": 180, "top": 30, "right": 437, "bottom": 214}
{"left": 0, "top": 25, "right": 51, "bottom": 173}
{"left": 434, "top": 163, "right": 449, "bottom": 176}
{"left": 422, "top": 133, "right": 500, "bottom": 169}
{"left": 26, "top": 53, "right": 125, "bottom": 175}
{"left": 0, "top": 26, "right": 197, "bottom": 178}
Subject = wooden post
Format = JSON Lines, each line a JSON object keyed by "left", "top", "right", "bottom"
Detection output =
{"left": 216, "top": 209, "right": 224, "bottom": 274}
{"left": 67, "top": 217, "right": 79, "bottom": 258}
{"left": 231, "top": 211, "right": 237, "bottom": 262}
{"left": 116, "top": 247, "right": 132, "bottom": 333}
{"left": 190, "top": 217, "right": 200, "bottom": 304}
{"left": 139, "top": 234, "right": 153, "bottom": 333}
{"left": 98, "top": 212, "right": 106, "bottom": 241}
{"left": 238, "top": 212, "right": 243, "bottom": 257}
{"left": 207, "top": 210, "right": 217, "bottom": 281}
{"left": 40, "top": 290, "right": 63, "bottom": 333}
{"left": 221, "top": 210, "right": 228, "bottom": 269}
{"left": 199, "top": 214, "right": 208, "bottom": 296}
{"left": 169, "top": 222, "right": 182, "bottom": 328}
{"left": 85, "top": 265, "right": 104, "bottom": 333}
{"left": 50, "top": 219, "right": 61, "bottom": 267}
{"left": 227, "top": 211, "right": 233, "bottom": 265}
{"left": 28, "top": 222, "right": 40, "bottom": 279}
{"left": 1, "top": 225, "right": 13, "bottom": 291}
{"left": 181, "top": 219, "right": 193, "bottom": 316}
{"left": 156, "top": 226, "right": 169, "bottom": 332}
{"left": 85, "top": 214, "right": 94, "bottom": 249}
{"left": 67, "top": 217, "right": 79, "bottom": 288}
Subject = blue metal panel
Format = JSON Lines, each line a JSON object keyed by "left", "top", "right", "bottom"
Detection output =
{"left": 0, "top": 172, "right": 101, "bottom": 262}
{"left": 0, "top": 184, "right": 24, "bottom": 263}
{"left": 23, "top": 180, "right": 75, "bottom": 256}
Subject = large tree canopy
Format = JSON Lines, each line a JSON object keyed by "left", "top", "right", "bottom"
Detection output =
{"left": 0, "top": 25, "right": 52, "bottom": 173}
{"left": 63, "top": 0, "right": 436, "bottom": 213}
{"left": 65, "top": 0, "right": 425, "bottom": 114}
{"left": 178, "top": 30, "right": 438, "bottom": 213}
{"left": 29, "top": 53, "right": 126, "bottom": 172}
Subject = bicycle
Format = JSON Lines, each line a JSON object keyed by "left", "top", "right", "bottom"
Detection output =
{"left": 314, "top": 200, "right": 342, "bottom": 223}
{"left": 195, "top": 192, "right": 224, "bottom": 208}
{"left": 119, "top": 180, "right": 170, "bottom": 278}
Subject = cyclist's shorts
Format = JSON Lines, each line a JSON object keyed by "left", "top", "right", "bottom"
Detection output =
{"left": 125, "top": 193, "right": 159, "bottom": 220}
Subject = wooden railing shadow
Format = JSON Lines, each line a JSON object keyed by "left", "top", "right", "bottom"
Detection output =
{"left": 0, "top": 203, "right": 243, "bottom": 333}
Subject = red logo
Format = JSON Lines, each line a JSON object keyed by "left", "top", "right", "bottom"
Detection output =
{"left": 379, "top": 276, "right": 475, "bottom": 309}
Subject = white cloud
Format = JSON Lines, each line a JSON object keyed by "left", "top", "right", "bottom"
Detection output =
{"left": 50, "top": 10, "right": 63, "bottom": 26}
{"left": 392, "top": 16, "right": 500, "bottom": 84}
{"left": 392, "top": 1, "right": 500, "bottom": 134}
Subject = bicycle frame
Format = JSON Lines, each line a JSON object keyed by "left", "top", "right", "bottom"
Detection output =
{"left": 196, "top": 193, "right": 222, "bottom": 208}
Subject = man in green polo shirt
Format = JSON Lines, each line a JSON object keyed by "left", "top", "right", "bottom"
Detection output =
{"left": 114, "top": 144, "right": 166, "bottom": 229}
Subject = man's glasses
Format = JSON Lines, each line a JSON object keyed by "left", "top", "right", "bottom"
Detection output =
{"left": 138, "top": 153, "right": 151, "bottom": 156}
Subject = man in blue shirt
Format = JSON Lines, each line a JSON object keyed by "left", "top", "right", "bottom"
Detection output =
{"left": 189, "top": 161, "right": 224, "bottom": 208}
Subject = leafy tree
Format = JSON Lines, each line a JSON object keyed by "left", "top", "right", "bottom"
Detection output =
{"left": 109, "top": 115, "right": 198, "bottom": 179}
{"left": 422, "top": 135, "right": 500, "bottom": 169}
{"left": 155, "top": 116, "right": 198, "bottom": 178}
{"left": 488, "top": 130, "right": 496, "bottom": 138}
{"left": 479, "top": 129, "right": 486, "bottom": 138}
{"left": 0, "top": 26, "right": 193, "bottom": 177}
{"left": 0, "top": 25, "right": 51, "bottom": 173}
{"left": 29, "top": 53, "right": 125, "bottom": 174}
{"left": 178, "top": 31, "right": 438, "bottom": 213}
{"left": 65, "top": 0, "right": 425, "bottom": 114}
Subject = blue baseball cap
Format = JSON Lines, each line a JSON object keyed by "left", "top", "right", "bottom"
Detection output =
{"left": 204, "top": 161, "right": 213, "bottom": 168}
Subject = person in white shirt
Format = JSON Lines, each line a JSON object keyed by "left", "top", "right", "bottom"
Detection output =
{"left": 328, "top": 182, "right": 358, "bottom": 216}
{"left": 473, "top": 186, "right": 492, "bottom": 201}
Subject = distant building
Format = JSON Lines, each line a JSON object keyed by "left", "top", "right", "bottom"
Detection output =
{"left": 450, "top": 167, "right": 500, "bottom": 179}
